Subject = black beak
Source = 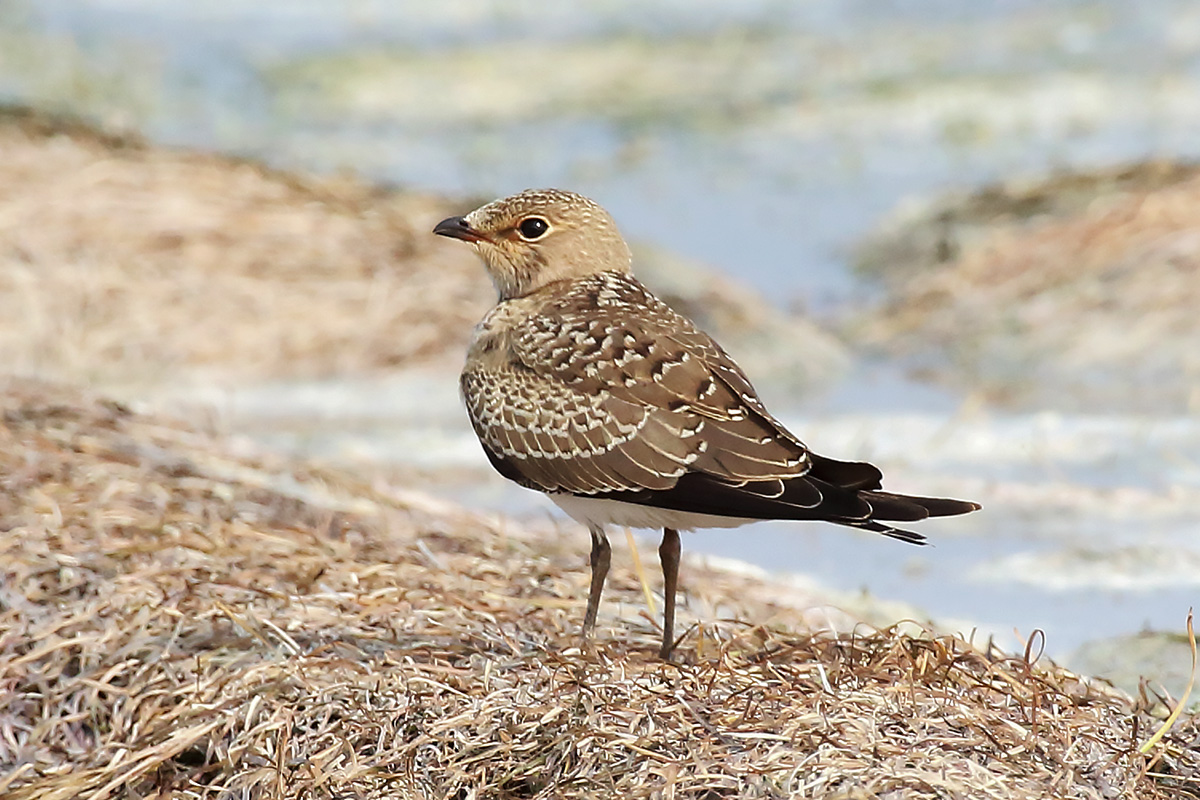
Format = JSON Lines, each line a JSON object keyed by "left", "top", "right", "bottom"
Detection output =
{"left": 433, "top": 215, "right": 487, "bottom": 243}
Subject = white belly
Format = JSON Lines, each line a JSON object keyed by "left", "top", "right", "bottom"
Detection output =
{"left": 550, "top": 494, "right": 758, "bottom": 532}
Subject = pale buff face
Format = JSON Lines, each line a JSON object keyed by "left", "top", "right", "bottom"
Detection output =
{"left": 434, "top": 188, "right": 633, "bottom": 300}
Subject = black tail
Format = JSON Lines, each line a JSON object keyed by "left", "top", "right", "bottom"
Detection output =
{"left": 836, "top": 490, "right": 981, "bottom": 545}
{"left": 837, "top": 518, "right": 929, "bottom": 545}
{"left": 601, "top": 468, "right": 981, "bottom": 546}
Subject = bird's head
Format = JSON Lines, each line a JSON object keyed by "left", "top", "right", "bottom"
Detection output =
{"left": 433, "top": 188, "right": 633, "bottom": 300}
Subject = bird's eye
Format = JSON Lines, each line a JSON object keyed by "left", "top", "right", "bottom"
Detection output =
{"left": 517, "top": 217, "right": 550, "bottom": 240}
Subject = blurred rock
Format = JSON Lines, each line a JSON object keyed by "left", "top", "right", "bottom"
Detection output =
{"left": 0, "top": 105, "right": 492, "bottom": 391}
{"left": 0, "top": 104, "right": 841, "bottom": 402}
{"left": 852, "top": 161, "right": 1200, "bottom": 413}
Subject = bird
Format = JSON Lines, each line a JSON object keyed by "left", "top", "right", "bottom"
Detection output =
{"left": 434, "top": 188, "right": 980, "bottom": 659}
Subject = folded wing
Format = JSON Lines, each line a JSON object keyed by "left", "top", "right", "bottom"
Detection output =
{"left": 461, "top": 271, "right": 979, "bottom": 541}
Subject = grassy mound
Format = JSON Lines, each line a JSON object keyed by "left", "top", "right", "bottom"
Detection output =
{"left": 1, "top": 382, "right": 1196, "bottom": 799}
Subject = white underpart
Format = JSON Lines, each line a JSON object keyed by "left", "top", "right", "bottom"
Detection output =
{"left": 551, "top": 494, "right": 757, "bottom": 532}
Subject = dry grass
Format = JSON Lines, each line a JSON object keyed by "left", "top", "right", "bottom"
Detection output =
{"left": 0, "top": 105, "right": 491, "bottom": 389}
{"left": 2, "top": 380, "right": 1197, "bottom": 799}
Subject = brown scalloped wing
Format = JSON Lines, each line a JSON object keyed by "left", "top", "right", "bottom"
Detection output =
{"left": 506, "top": 273, "right": 813, "bottom": 484}
{"left": 460, "top": 272, "right": 980, "bottom": 533}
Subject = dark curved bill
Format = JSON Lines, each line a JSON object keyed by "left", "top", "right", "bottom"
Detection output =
{"left": 433, "top": 215, "right": 487, "bottom": 242}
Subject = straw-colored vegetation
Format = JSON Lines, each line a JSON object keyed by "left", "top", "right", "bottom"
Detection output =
{"left": 2, "top": 382, "right": 1197, "bottom": 799}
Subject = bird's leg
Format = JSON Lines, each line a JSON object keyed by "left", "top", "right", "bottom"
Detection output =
{"left": 581, "top": 525, "right": 611, "bottom": 642}
{"left": 658, "top": 527, "right": 681, "bottom": 659}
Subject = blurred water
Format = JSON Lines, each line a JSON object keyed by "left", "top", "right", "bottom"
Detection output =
{"left": 8, "top": 0, "right": 1200, "bottom": 304}
{"left": 5, "top": 0, "right": 1200, "bottom": 668}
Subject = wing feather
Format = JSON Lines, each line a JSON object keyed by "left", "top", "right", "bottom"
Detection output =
{"left": 462, "top": 271, "right": 978, "bottom": 538}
